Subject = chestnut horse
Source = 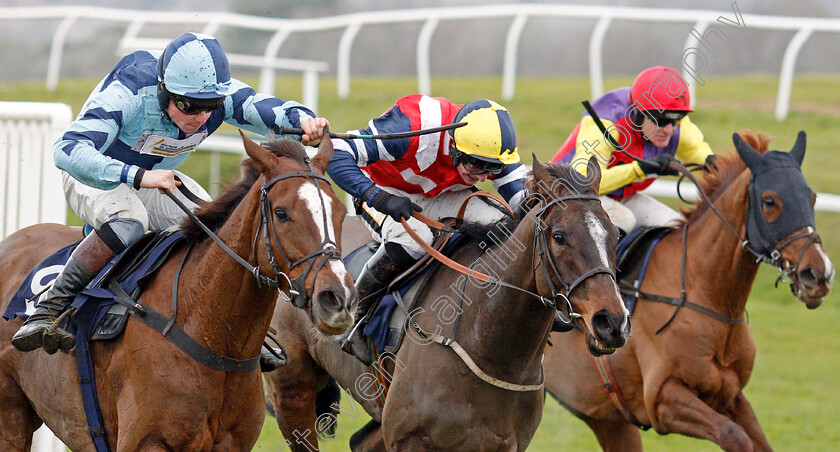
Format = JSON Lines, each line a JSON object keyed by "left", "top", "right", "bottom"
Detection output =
{"left": 543, "top": 131, "right": 834, "bottom": 451}
{"left": 264, "top": 157, "right": 631, "bottom": 451}
{"left": 0, "top": 134, "right": 356, "bottom": 451}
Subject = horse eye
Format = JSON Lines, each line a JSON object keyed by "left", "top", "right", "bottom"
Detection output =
{"left": 274, "top": 208, "right": 288, "bottom": 222}
{"left": 763, "top": 197, "right": 776, "bottom": 207}
{"left": 553, "top": 232, "right": 566, "bottom": 246}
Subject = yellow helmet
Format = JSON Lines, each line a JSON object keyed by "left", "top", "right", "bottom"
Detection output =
{"left": 449, "top": 99, "right": 520, "bottom": 173}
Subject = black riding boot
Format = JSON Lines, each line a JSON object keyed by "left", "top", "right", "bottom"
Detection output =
{"left": 338, "top": 243, "right": 416, "bottom": 365}
{"left": 259, "top": 343, "right": 288, "bottom": 372}
{"left": 12, "top": 231, "right": 117, "bottom": 354}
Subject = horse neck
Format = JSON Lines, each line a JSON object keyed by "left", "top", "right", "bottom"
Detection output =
{"left": 462, "top": 213, "right": 549, "bottom": 377}
{"left": 687, "top": 172, "right": 759, "bottom": 318}
{"left": 179, "top": 188, "right": 275, "bottom": 358}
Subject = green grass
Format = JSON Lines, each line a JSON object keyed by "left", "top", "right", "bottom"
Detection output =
{"left": 3, "top": 75, "right": 839, "bottom": 451}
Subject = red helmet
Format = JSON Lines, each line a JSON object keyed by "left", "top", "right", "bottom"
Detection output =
{"left": 629, "top": 66, "right": 693, "bottom": 113}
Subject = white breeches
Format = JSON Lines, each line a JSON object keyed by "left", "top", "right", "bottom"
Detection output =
{"left": 62, "top": 170, "right": 211, "bottom": 231}
{"left": 600, "top": 193, "right": 683, "bottom": 233}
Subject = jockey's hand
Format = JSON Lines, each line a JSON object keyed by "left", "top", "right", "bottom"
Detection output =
{"left": 704, "top": 154, "right": 719, "bottom": 173}
{"left": 138, "top": 169, "right": 181, "bottom": 193}
{"left": 636, "top": 154, "right": 678, "bottom": 177}
{"left": 300, "top": 117, "right": 331, "bottom": 147}
{"left": 370, "top": 191, "right": 422, "bottom": 222}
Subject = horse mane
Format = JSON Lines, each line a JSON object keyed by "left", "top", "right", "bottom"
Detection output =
{"left": 458, "top": 161, "right": 590, "bottom": 246}
{"left": 179, "top": 138, "right": 308, "bottom": 242}
{"left": 681, "top": 130, "right": 771, "bottom": 222}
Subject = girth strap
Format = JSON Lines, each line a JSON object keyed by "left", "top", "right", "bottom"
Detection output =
{"left": 109, "top": 280, "right": 260, "bottom": 372}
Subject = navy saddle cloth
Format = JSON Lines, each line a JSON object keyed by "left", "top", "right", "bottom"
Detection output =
{"left": 615, "top": 226, "right": 674, "bottom": 315}
{"left": 344, "top": 234, "right": 467, "bottom": 355}
{"left": 3, "top": 230, "right": 184, "bottom": 340}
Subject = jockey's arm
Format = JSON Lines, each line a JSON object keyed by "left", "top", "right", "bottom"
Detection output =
{"left": 569, "top": 117, "right": 645, "bottom": 195}
{"left": 220, "top": 79, "right": 327, "bottom": 145}
{"left": 491, "top": 163, "right": 529, "bottom": 215}
{"left": 53, "top": 82, "right": 144, "bottom": 191}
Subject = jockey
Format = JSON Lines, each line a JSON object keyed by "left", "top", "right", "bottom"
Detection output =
{"left": 328, "top": 95, "right": 528, "bottom": 365}
{"left": 552, "top": 66, "right": 716, "bottom": 235}
{"left": 11, "top": 32, "right": 329, "bottom": 358}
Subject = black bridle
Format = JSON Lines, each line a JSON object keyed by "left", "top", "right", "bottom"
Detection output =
{"left": 532, "top": 194, "right": 617, "bottom": 323}
{"left": 166, "top": 157, "right": 341, "bottom": 309}
{"left": 254, "top": 163, "right": 342, "bottom": 308}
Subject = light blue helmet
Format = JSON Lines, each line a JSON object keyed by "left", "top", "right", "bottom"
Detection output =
{"left": 157, "top": 32, "right": 232, "bottom": 100}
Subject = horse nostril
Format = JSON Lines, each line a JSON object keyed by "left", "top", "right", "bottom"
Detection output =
{"left": 591, "top": 310, "right": 627, "bottom": 346}
{"left": 316, "top": 289, "right": 343, "bottom": 312}
{"left": 798, "top": 267, "right": 820, "bottom": 287}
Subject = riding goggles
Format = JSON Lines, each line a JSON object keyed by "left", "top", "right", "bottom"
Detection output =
{"left": 451, "top": 147, "right": 505, "bottom": 175}
{"left": 647, "top": 111, "right": 687, "bottom": 128}
{"left": 172, "top": 93, "right": 224, "bottom": 115}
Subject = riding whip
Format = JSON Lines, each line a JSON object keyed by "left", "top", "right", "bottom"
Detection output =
{"left": 277, "top": 122, "right": 466, "bottom": 140}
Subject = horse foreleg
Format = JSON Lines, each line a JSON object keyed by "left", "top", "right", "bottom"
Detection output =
{"left": 267, "top": 383, "right": 321, "bottom": 452}
{"left": 0, "top": 373, "right": 41, "bottom": 451}
{"left": 726, "top": 392, "right": 773, "bottom": 452}
{"left": 584, "top": 416, "right": 642, "bottom": 452}
{"left": 349, "top": 419, "right": 386, "bottom": 452}
{"left": 654, "top": 379, "right": 752, "bottom": 451}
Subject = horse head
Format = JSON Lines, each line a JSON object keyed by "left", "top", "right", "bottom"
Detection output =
{"left": 240, "top": 131, "right": 356, "bottom": 334}
{"left": 528, "top": 156, "right": 630, "bottom": 356}
{"left": 734, "top": 131, "right": 834, "bottom": 308}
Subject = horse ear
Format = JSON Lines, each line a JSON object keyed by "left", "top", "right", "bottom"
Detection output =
{"left": 789, "top": 130, "right": 806, "bottom": 166}
{"left": 586, "top": 156, "right": 602, "bottom": 194}
{"left": 531, "top": 153, "right": 550, "bottom": 184}
{"left": 310, "top": 136, "right": 334, "bottom": 175}
{"left": 239, "top": 129, "right": 274, "bottom": 174}
{"left": 732, "top": 132, "right": 761, "bottom": 169}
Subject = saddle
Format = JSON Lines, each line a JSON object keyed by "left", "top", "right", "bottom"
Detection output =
{"left": 3, "top": 229, "right": 184, "bottom": 341}
{"left": 347, "top": 229, "right": 465, "bottom": 356}
{"left": 615, "top": 226, "right": 674, "bottom": 315}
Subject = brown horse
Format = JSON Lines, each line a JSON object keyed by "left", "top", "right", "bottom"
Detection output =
{"left": 543, "top": 131, "right": 834, "bottom": 451}
{"left": 0, "top": 134, "right": 356, "bottom": 451}
{"left": 264, "top": 157, "right": 631, "bottom": 451}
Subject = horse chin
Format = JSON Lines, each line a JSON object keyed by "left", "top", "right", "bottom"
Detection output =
{"left": 313, "top": 316, "right": 351, "bottom": 336}
{"left": 792, "top": 279, "right": 829, "bottom": 310}
{"left": 586, "top": 332, "right": 619, "bottom": 357}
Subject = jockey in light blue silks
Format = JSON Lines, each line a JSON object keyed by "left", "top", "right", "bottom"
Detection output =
{"left": 12, "top": 32, "right": 329, "bottom": 356}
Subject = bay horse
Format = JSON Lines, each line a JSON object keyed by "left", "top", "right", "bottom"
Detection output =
{"left": 264, "top": 156, "right": 631, "bottom": 451}
{"left": 0, "top": 133, "right": 356, "bottom": 451}
{"left": 543, "top": 131, "right": 834, "bottom": 451}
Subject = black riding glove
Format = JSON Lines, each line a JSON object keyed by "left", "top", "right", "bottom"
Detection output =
{"left": 704, "top": 154, "right": 719, "bottom": 173}
{"left": 369, "top": 191, "right": 422, "bottom": 222}
{"left": 636, "top": 154, "right": 678, "bottom": 177}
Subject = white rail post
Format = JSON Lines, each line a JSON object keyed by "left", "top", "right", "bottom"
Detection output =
{"left": 337, "top": 22, "right": 362, "bottom": 99}
{"left": 46, "top": 15, "right": 78, "bottom": 92}
{"left": 417, "top": 16, "right": 440, "bottom": 96}
{"left": 502, "top": 13, "right": 528, "bottom": 101}
{"left": 682, "top": 20, "right": 710, "bottom": 110}
{"left": 258, "top": 29, "right": 291, "bottom": 97}
{"left": 588, "top": 16, "right": 611, "bottom": 100}
{"left": 776, "top": 27, "right": 813, "bottom": 121}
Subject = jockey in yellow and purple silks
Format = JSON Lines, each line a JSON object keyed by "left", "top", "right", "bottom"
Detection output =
{"left": 552, "top": 66, "right": 717, "bottom": 234}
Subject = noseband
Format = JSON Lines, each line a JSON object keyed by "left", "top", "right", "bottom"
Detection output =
{"left": 255, "top": 161, "right": 342, "bottom": 308}
{"left": 533, "top": 194, "right": 617, "bottom": 323}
